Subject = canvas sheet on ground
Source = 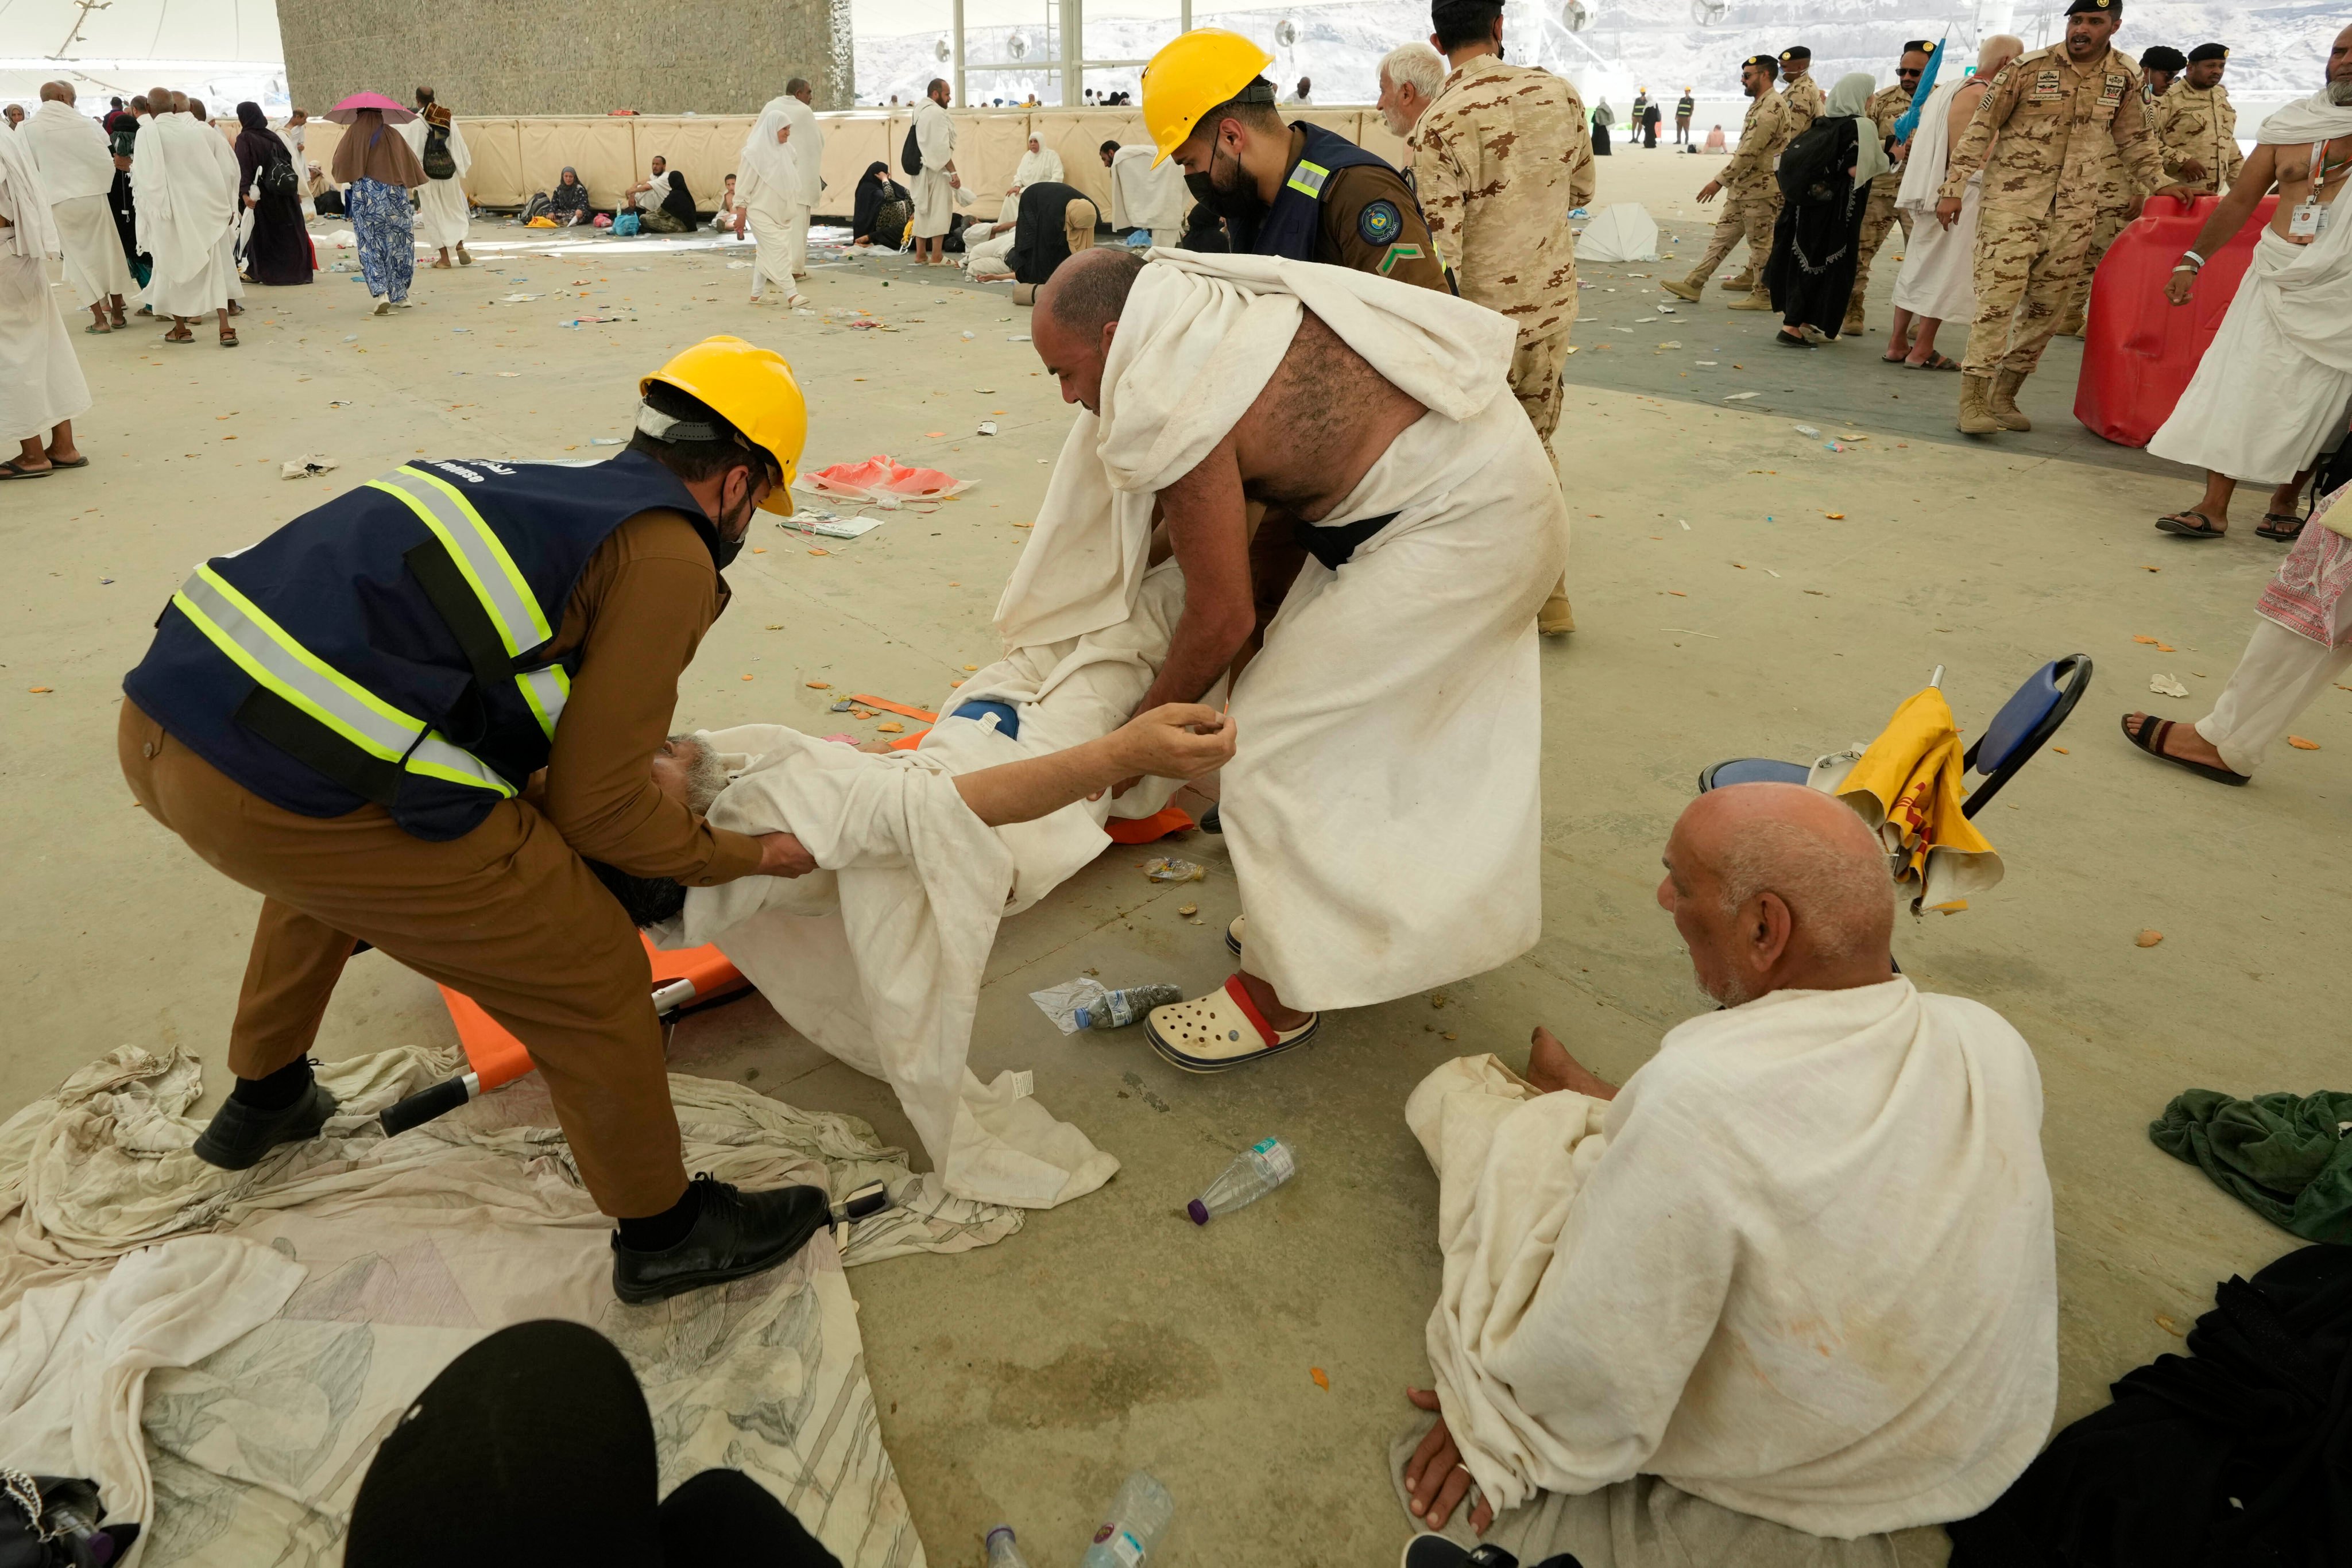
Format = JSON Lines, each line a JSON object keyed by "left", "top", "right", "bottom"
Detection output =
{"left": 0, "top": 1043, "right": 1022, "bottom": 1567}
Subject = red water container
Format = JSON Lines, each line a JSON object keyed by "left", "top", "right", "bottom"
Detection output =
{"left": 2075, "top": 192, "right": 2278, "bottom": 447}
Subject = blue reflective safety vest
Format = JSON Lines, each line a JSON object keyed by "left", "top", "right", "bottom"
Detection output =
{"left": 125, "top": 450, "right": 715, "bottom": 842}
{"left": 1232, "top": 121, "right": 1403, "bottom": 262}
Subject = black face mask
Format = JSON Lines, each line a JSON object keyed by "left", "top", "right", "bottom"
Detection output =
{"left": 707, "top": 482, "right": 754, "bottom": 570}
{"left": 1194, "top": 144, "right": 1271, "bottom": 235}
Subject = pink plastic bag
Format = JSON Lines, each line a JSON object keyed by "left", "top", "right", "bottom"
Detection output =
{"left": 800, "top": 455, "right": 974, "bottom": 503}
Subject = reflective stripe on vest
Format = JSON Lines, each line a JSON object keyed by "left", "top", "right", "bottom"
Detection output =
{"left": 1285, "top": 159, "right": 1330, "bottom": 199}
{"left": 170, "top": 565, "right": 517, "bottom": 798}
{"left": 368, "top": 465, "right": 573, "bottom": 739}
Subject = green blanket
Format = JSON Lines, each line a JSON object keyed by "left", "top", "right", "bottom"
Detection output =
{"left": 2149, "top": 1088, "right": 2352, "bottom": 1243}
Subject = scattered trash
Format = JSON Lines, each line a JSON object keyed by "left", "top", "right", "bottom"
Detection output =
{"left": 805, "top": 680, "right": 832, "bottom": 689}
{"left": 1678, "top": 518, "right": 1690, "bottom": 529}
{"left": 2288, "top": 735, "right": 2323, "bottom": 749}
{"left": 2132, "top": 634, "right": 2161, "bottom": 645}
{"left": 1310, "top": 1368, "right": 1330, "bottom": 1390}
{"left": 27, "top": 687, "right": 52, "bottom": 694}
{"left": 1189, "top": 1137, "right": 1296, "bottom": 1225}
{"left": 589, "top": 437, "right": 621, "bottom": 446}
{"left": 497, "top": 371, "right": 521, "bottom": 378}
{"left": 985, "top": 1525, "right": 1032, "bottom": 1568}
{"left": 1657, "top": 305, "right": 1677, "bottom": 315}
{"left": 1144, "top": 857, "right": 1205, "bottom": 883}
{"left": 1794, "top": 424, "right": 1821, "bottom": 437}
{"left": 800, "top": 455, "right": 974, "bottom": 503}
{"left": 1724, "top": 392, "right": 1761, "bottom": 401}
{"left": 342, "top": 335, "right": 357, "bottom": 343}
{"left": 1658, "top": 340, "right": 1681, "bottom": 349}
{"left": 2136, "top": 930, "right": 2165, "bottom": 948}
{"left": 850, "top": 694, "right": 939, "bottom": 721}
{"left": 1695, "top": 359, "right": 1719, "bottom": 365}
{"left": 280, "top": 456, "right": 341, "bottom": 479}
{"left": 2149, "top": 673, "right": 2191, "bottom": 698}
{"left": 1082, "top": 1474, "right": 1175, "bottom": 1568}
{"left": 1824, "top": 512, "right": 1846, "bottom": 520}
{"left": 498, "top": 293, "right": 544, "bottom": 303}
{"left": 779, "top": 512, "right": 884, "bottom": 540}
{"left": 1007, "top": 334, "right": 1030, "bottom": 342}
{"left": 961, "top": 330, "right": 976, "bottom": 340}
{"left": 977, "top": 420, "right": 999, "bottom": 436}
{"left": 1176, "top": 903, "right": 1197, "bottom": 916}
{"left": 1076, "top": 984, "right": 1184, "bottom": 1031}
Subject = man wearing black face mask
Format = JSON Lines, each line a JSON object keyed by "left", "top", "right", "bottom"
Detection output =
{"left": 119, "top": 336, "right": 838, "bottom": 1307}
{"left": 1140, "top": 26, "right": 1448, "bottom": 290}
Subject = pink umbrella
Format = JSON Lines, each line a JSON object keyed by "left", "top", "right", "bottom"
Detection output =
{"left": 324, "top": 91, "right": 416, "bottom": 125}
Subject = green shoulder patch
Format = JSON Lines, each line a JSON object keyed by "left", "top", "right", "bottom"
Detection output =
{"left": 1376, "top": 243, "right": 1425, "bottom": 276}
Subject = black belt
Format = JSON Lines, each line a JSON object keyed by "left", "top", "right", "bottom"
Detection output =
{"left": 1294, "top": 510, "right": 1399, "bottom": 571}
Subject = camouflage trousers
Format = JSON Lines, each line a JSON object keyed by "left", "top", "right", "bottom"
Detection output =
{"left": 1690, "top": 182, "right": 1780, "bottom": 284}
{"left": 1510, "top": 325, "right": 1573, "bottom": 623}
{"left": 1846, "top": 179, "right": 1912, "bottom": 322}
{"left": 1963, "top": 208, "right": 2095, "bottom": 375}
{"left": 2060, "top": 199, "right": 2137, "bottom": 324}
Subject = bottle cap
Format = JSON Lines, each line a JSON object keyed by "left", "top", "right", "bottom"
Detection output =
{"left": 986, "top": 1526, "right": 1016, "bottom": 1546}
{"left": 1186, "top": 1198, "right": 1210, "bottom": 1225}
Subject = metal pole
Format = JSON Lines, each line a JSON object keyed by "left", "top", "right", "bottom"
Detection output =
{"left": 1061, "top": 0, "right": 1082, "bottom": 106}
{"left": 952, "top": 0, "right": 966, "bottom": 106}
{"left": 1180, "top": 0, "right": 1191, "bottom": 33}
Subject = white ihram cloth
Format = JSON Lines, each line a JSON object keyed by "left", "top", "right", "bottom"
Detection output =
{"left": 1056, "top": 249, "right": 1565, "bottom": 1008}
{"left": 911, "top": 100, "right": 957, "bottom": 238}
{"left": 665, "top": 565, "right": 1190, "bottom": 1211}
{"left": 740, "top": 96, "right": 821, "bottom": 291}
{"left": 1009, "top": 145, "right": 1064, "bottom": 192}
{"left": 132, "top": 112, "right": 234, "bottom": 319}
{"left": 398, "top": 117, "right": 473, "bottom": 249}
{"left": 2149, "top": 87, "right": 2352, "bottom": 485}
{"left": 1892, "top": 81, "right": 1977, "bottom": 322}
{"left": 1409, "top": 979, "right": 2057, "bottom": 1538}
{"left": 1110, "top": 144, "right": 1185, "bottom": 241}
{"left": 0, "top": 132, "right": 91, "bottom": 443}
{"left": 22, "top": 102, "right": 134, "bottom": 309}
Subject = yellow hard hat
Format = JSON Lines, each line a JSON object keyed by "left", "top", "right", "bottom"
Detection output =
{"left": 1140, "top": 28, "right": 1276, "bottom": 165}
{"left": 639, "top": 335, "right": 806, "bottom": 516}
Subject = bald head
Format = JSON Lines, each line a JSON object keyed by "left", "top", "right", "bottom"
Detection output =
{"left": 40, "top": 82, "right": 74, "bottom": 104}
{"left": 1659, "top": 783, "right": 1894, "bottom": 1006}
{"left": 1981, "top": 34, "right": 2025, "bottom": 72}
{"left": 1032, "top": 247, "right": 1145, "bottom": 414}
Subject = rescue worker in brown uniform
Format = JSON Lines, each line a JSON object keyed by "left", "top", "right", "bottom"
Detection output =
{"left": 1937, "top": 0, "right": 2189, "bottom": 435}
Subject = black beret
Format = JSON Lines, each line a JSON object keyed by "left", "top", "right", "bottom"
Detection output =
{"left": 2140, "top": 45, "right": 2187, "bottom": 71}
{"left": 2187, "top": 42, "right": 2229, "bottom": 62}
{"left": 1902, "top": 40, "right": 1934, "bottom": 54}
{"left": 1742, "top": 54, "right": 1778, "bottom": 72}
{"left": 2063, "top": 0, "right": 2116, "bottom": 15}
{"left": 1779, "top": 46, "right": 1811, "bottom": 62}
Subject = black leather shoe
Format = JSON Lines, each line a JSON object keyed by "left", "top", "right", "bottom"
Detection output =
{"left": 610, "top": 1176, "right": 831, "bottom": 1304}
{"left": 191, "top": 1080, "right": 338, "bottom": 1171}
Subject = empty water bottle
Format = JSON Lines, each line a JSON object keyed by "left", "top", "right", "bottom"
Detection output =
{"left": 983, "top": 1524, "right": 1031, "bottom": 1567}
{"left": 1080, "top": 1472, "right": 1175, "bottom": 1567}
{"left": 1187, "top": 1136, "right": 1296, "bottom": 1225}
{"left": 1073, "top": 984, "right": 1184, "bottom": 1030}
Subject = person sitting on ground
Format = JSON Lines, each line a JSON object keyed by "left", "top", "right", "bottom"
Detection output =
{"left": 714, "top": 172, "right": 742, "bottom": 230}
{"left": 851, "top": 160, "right": 910, "bottom": 247}
{"left": 1397, "top": 781, "right": 2057, "bottom": 1562}
{"left": 1007, "top": 131, "right": 1065, "bottom": 203}
{"left": 1703, "top": 122, "right": 1727, "bottom": 152}
{"left": 550, "top": 165, "right": 591, "bottom": 226}
{"left": 622, "top": 154, "right": 697, "bottom": 233}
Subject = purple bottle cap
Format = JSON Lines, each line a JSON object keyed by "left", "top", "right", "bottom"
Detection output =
{"left": 1186, "top": 1198, "right": 1209, "bottom": 1225}
{"left": 986, "top": 1526, "right": 1016, "bottom": 1547}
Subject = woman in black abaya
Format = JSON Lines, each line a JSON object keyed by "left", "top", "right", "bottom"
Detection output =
{"left": 1761, "top": 73, "right": 1890, "bottom": 347}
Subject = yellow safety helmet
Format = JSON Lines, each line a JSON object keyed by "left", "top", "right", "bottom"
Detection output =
{"left": 638, "top": 335, "right": 806, "bottom": 516}
{"left": 1140, "top": 27, "right": 1276, "bottom": 165}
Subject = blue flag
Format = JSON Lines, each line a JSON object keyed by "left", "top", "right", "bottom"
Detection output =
{"left": 1891, "top": 35, "right": 1950, "bottom": 143}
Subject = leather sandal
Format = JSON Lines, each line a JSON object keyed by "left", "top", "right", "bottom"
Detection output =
{"left": 2120, "top": 711, "right": 2249, "bottom": 785}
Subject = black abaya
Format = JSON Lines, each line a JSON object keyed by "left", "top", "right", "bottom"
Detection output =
{"left": 1761, "top": 117, "right": 1864, "bottom": 338}
{"left": 235, "top": 130, "right": 312, "bottom": 286}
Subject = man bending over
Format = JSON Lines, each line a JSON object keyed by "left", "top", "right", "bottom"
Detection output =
{"left": 1396, "top": 783, "right": 2056, "bottom": 1559}
{"left": 1027, "top": 247, "right": 1570, "bottom": 1071}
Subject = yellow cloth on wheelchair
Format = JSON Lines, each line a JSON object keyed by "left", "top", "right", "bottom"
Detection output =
{"left": 1824, "top": 687, "right": 2002, "bottom": 913}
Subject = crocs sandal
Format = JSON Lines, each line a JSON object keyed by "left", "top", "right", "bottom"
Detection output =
{"left": 2257, "top": 513, "right": 2305, "bottom": 543}
{"left": 1146, "top": 975, "right": 1318, "bottom": 1074}
{"left": 2120, "top": 712, "right": 2249, "bottom": 785}
{"left": 1224, "top": 915, "right": 1245, "bottom": 957}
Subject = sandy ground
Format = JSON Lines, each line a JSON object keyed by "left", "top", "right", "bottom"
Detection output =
{"left": 5, "top": 150, "right": 2343, "bottom": 1563}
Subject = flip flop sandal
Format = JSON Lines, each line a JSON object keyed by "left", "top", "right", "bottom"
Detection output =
{"left": 1906, "top": 353, "right": 1960, "bottom": 370}
{"left": 1145, "top": 975, "right": 1318, "bottom": 1074}
{"left": 162, "top": 332, "right": 195, "bottom": 344}
{"left": 84, "top": 323, "right": 113, "bottom": 335}
{"left": 2154, "top": 510, "right": 2226, "bottom": 539}
{"left": 2257, "top": 513, "right": 2305, "bottom": 542}
{"left": 0, "top": 459, "right": 55, "bottom": 479}
{"left": 44, "top": 456, "right": 90, "bottom": 470}
{"left": 1224, "top": 915, "right": 1245, "bottom": 957}
{"left": 2120, "top": 712, "right": 2249, "bottom": 785}
{"left": 1881, "top": 349, "right": 1909, "bottom": 362}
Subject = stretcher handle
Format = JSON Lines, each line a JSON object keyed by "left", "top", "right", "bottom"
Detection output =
{"left": 378, "top": 1070, "right": 481, "bottom": 1138}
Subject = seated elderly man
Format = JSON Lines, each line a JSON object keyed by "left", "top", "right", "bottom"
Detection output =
{"left": 1397, "top": 783, "right": 2056, "bottom": 1567}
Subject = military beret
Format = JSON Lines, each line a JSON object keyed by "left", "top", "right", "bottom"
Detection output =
{"left": 2187, "top": 42, "right": 2229, "bottom": 62}
{"left": 1779, "top": 47, "right": 1811, "bottom": 62}
{"left": 1743, "top": 54, "right": 1778, "bottom": 72}
{"left": 2063, "top": 0, "right": 2115, "bottom": 14}
{"left": 2140, "top": 45, "right": 2187, "bottom": 71}
{"left": 1902, "top": 40, "right": 1934, "bottom": 54}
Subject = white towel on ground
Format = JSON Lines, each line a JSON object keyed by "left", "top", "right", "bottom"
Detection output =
{"left": 1410, "top": 979, "right": 2057, "bottom": 1536}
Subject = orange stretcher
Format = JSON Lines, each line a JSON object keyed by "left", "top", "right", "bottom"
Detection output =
{"left": 377, "top": 935, "right": 755, "bottom": 1136}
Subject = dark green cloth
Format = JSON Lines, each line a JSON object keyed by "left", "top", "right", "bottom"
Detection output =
{"left": 2149, "top": 1088, "right": 2352, "bottom": 1243}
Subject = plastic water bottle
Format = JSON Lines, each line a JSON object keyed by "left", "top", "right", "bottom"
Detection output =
{"left": 1080, "top": 1472, "right": 1175, "bottom": 1567}
{"left": 984, "top": 1524, "right": 1031, "bottom": 1567}
{"left": 1073, "top": 984, "right": 1184, "bottom": 1030}
{"left": 1186, "top": 1136, "right": 1296, "bottom": 1225}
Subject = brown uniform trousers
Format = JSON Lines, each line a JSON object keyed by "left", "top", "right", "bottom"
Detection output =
{"left": 119, "top": 699, "right": 687, "bottom": 1218}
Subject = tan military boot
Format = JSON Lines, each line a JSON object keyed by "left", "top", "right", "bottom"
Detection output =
{"left": 1723, "top": 269, "right": 1755, "bottom": 291}
{"left": 1958, "top": 374, "right": 2001, "bottom": 435}
{"left": 1727, "top": 290, "right": 1776, "bottom": 311}
{"left": 2055, "top": 304, "right": 2085, "bottom": 337}
{"left": 1660, "top": 274, "right": 1704, "bottom": 303}
{"left": 1538, "top": 586, "right": 1576, "bottom": 635}
{"left": 1841, "top": 305, "right": 1867, "bottom": 338}
{"left": 1990, "top": 369, "right": 2034, "bottom": 431}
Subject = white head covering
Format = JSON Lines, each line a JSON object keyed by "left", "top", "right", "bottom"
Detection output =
{"left": 738, "top": 95, "right": 796, "bottom": 198}
{"left": 1828, "top": 72, "right": 1893, "bottom": 184}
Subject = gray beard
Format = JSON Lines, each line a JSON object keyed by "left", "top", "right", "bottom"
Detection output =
{"left": 678, "top": 738, "right": 730, "bottom": 815}
{"left": 2330, "top": 77, "right": 2352, "bottom": 106}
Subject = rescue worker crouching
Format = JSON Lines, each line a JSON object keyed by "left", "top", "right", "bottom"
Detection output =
{"left": 118, "top": 336, "right": 840, "bottom": 1305}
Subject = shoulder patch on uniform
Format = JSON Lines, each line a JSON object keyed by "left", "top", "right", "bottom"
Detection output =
{"left": 1359, "top": 199, "right": 1405, "bottom": 246}
{"left": 1376, "top": 242, "right": 1424, "bottom": 276}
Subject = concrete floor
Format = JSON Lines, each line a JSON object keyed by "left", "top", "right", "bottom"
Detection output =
{"left": 6, "top": 152, "right": 2341, "bottom": 1566}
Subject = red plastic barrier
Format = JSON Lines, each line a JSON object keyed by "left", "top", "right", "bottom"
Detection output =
{"left": 2076, "top": 192, "right": 2278, "bottom": 447}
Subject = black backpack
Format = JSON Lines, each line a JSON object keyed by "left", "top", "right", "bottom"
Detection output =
{"left": 902, "top": 122, "right": 922, "bottom": 176}
{"left": 260, "top": 147, "right": 299, "bottom": 197}
{"left": 421, "top": 123, "right": 457, "bottom": 180}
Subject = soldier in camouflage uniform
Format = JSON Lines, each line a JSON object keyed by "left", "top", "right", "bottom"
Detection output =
{"left": 1780, "top": 47, "right": 1825, "bottom": 135}
{"left": 1661, "top": 55, "right": 1793, "bottom": 309}
{"left": 1936, "top": 0, "right": 2186, "bottom": 435}
{"left": 1846, "top": 41, "right": 1931, "bottom": 335}
{"left": 1414, "top": 0, "right": 1593, "bottom": 633}
{"left": 2153, "top": 43, "right": 2242, "bottom": 195}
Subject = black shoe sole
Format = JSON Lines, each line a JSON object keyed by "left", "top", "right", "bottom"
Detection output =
{"left": 611, "top": 1198, "right": 830, "bottom": 1304}
{"left": 191, "top": 1081, "right": 336, "bottom": 1171}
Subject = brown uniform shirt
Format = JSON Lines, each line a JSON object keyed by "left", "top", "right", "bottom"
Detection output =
{"left": 1285, "top": 126, "right": 1450, "bottom": 291}
{"left": 535, "top": 508, "right": 762, "bottom": 884}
